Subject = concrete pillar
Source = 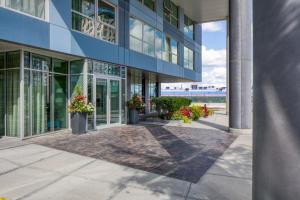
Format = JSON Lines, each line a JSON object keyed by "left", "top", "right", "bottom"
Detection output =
{"left": 253, "top": 0, "right": 300, "bottom": 199}
{"left": 229, "top": 0, "right": 253, "bottom": 131}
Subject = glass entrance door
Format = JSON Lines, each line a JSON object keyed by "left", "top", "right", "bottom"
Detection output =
{"left": 110, "top": 80, "right": 120, "bottom": 124}
{"left": 95, "top": 77, "right": 121, "bottom": 128}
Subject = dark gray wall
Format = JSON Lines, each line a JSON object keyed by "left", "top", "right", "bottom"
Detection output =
{"left": 253, "top": 0, "right": 300, "bottom": 199}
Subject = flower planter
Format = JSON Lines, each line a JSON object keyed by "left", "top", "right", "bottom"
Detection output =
{"left": 71, "top": 113, "right": 87, "bottom": 134}
{"left": 129, "top": 109, "right": 139, "bottom": 124}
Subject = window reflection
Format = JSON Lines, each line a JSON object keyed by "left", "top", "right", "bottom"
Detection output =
{"left": 184, "top": 15, "right": 194, "bottom": 39}
{"left": 72, "top": 0, "right": 117, "bottom": 43}
{"left": 184, "top": 46, "right": 194, "bottom": 70}
{"left": 4, "top": 0, "right": 45, "bottom": 19}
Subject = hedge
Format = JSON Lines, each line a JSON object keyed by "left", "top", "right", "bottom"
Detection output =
{"left": 151, "top": 97, "right": 192, "bottom": 113}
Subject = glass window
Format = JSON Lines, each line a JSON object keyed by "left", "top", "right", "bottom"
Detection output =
{"left": 72, "top": 12, "right": 95, "bottom": 36}
{"left": 148, "top": 73, "right": 157, "bottom": 112}
{"left": 0, "top": 53, "right": 5, "bottom": 69}
{"left": 138, "top": 0, "right": 155, "bottom": 11}
{"left": 143, "top": 24, "right": 155, "bottom": 56}
{"left": 163, "top": 35, "right": 178, "bottom": 64}
{"left": 163, "top": 0, "right": 178, "bottom": 28}
{"left": 87, "top": 75, "right": 94, "bottom": 130}
{"left": 129, "top": 17, "right": 143, "bottom": 39}
{"left": 93, "top": 61, "right": 120, "bottom": 76}
{"left": 96, "top": 0, "right": 116, "bottom": 42}
{"left": 6, "top": 51, "right": 20, "bottom": 68}
{"left": 70, "top": 60, "right": 84, "bottom": 97}
{"left": 130, "top": 36, "right": 143, "bottom": 52}
{"left": 184, "top": 46, "right": 194, "bottom": 70}
{"left": 32, "top": 54, "right": 51, "bottom": 71}
{"left": 184, "top": 15, "right": 194, "bottom": 39}
{"left": 31, "top": 71, "right": 49, "bottom": 135}
{"left": 53, "top": 74, "right": 68, "bottom": 131}
{"left": 98, "top": 0, "right": 115, "bottom": 25}
{"left": 6, "top": 69, "right": 20, "bottom": 137}
{"left": 72, "top": 0, "right": 95, "bottom": 18}
{"left": 70, "top": 59, "right": 84, "bottom": 74}
{"left": 5, "top": 0, "right": 45, "bottom": 19}
{"left": 129, "top": 17, "right": 155, "bottom": 57}
{"left": 52, "top": 59, "right": 68, "bottom": 74}
{"left": 0, "top": 70, "right": 5, "bottom": 137}
{"left": 72, "top": 0, "right": 117, "bottom": 43}
{"left": 130, "top": 69, "right": 142, "bottom": 97}
{"left": 24, "top": 69, "right": 30, "bottom": 137}
{"left": 155, "top": 31, "right": 163, "bottom": 59}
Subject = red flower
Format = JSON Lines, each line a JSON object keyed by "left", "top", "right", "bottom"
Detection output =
{"left": 203, "top": 104, "right": 209, "bottom": 118}
{"left": 180, "top": 107, "right": 192, "bottom": 118}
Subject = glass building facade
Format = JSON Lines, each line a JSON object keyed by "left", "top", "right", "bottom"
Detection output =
{"left": 0, "top": 0, "right": 201, "bottom": 139}
{"left": 0, "top": 50, "right": 128, "bottom": 138}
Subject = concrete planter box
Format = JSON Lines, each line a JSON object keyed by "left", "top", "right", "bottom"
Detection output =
{"left": 71, "top": 113, "right": 87, "bottom": 134}
{"left": 129, "top": 109, "right": 139, "bottom": 124}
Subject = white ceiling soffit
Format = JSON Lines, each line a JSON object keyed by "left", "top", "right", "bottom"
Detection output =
{"left": 172, "top": 0, "right": 229, "bottom": 23}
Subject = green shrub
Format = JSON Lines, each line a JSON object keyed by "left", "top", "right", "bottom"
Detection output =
{"left": 170, "top": 111, "right": 183, "bottom": 120}
{"left": 152, "top": 97, "right": 192, "bottom": 113}
{"left": 190, "top": 105, "right": 205, "bottom": 121}
{"left": 182, "top": 116, "right": 191, "bottom": 123}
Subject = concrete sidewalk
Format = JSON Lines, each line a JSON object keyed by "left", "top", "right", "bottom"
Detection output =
{"left": 0, "top": 134, "right": 252, "bottom": 200}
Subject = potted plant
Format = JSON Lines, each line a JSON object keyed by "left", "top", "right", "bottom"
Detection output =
{"left": 127, "top": 94, "right": 144, "bottom": 124}
{"left": 68, "top": 86, "right": 95, "bottom": 134}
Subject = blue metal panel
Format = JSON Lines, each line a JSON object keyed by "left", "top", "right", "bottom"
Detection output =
{"left": 50, "top": 0, "right": 71, "bottom": 29}
{"left": 129, "top": 0, "right": 157, "bottom": 28}
{"left": 162, "top": 61, "right": 183, "bottom": 78}
{"left": 184, "top": 68, "right": 196, "bottom": 80}
{"left": 70, "top": 31, "right": 119, "bottom": 63}
{"left": 128, "top": 50, "right": 157, "bottom": 72}
{"left": 0, "top": 8, "right": 50, "bottom": 49}
{"left": 50, "top": 24, "right": 71, "bottom": 53}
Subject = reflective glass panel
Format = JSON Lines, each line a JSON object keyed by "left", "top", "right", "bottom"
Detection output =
{"left": 53, "top": 75, "right": 68, "bottom": 130}
{"left": 129, "top": 18, "right": 143, "bottom": 39}
{"left": 155, "top": 31, "right": 163, "bottom": 59}
{"left": 72, "top": 0, "right": 95, "bottom": 18}
{"left": 72, "top": 12, "right": 95, "bottom": 36}
{"left": 24, "top": 70, "right": 31, "bottom": 137}
{"left": 0, "top": 70, "right": 5, "bottom": 137}
{"left": 98, "top": 0, "right": 115, "bottom": 26}
{"left": 96, "top": 78, "right": 107, "bottom": 126}
{"left": 110, "top": 80, "right": 120, "bottom": 124}
{"left": 6, "top": 69, "right": 20, "bottom": 137}
{"left": 5, "top": 0, "right": 45, "bottom": 19}
{"left": 53, "top": 59, "right": 68, "bottom": 74}
{"left": 95, "top": 22, "right": 116, "bottom": 42}
{"left": 32, "top": 54, "right": 50, "bottom": 71}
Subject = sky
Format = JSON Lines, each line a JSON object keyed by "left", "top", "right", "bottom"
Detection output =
{"left": 202, "top": 20, "right": 227, "bottom": 86}
{"left": 162, "top": 20, "right": 227, "bottom": 89}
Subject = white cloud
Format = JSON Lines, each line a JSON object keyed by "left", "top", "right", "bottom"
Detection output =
{"left": 202, "top": 46, "right": 226, "bottom": 67}
{"left": 202, "top": 67, "right": 226, "bottom": 84}
{"left": 202, "top": 22, "right": 223, "bottom": 32}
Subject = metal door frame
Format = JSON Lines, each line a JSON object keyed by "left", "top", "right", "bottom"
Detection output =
{"left": 94, "top": 75, "right": 122, "bottom": 129}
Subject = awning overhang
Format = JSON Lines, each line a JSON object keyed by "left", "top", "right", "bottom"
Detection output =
{"left": 172, "top": 0, "right": 229, "bottom": 23}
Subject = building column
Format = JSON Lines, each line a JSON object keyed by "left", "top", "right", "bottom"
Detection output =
{"left": 229, "top": 0, "right": 253, "bottom": 132}
{"left": 253, "top": 0, "right": 300, "bottom": 199}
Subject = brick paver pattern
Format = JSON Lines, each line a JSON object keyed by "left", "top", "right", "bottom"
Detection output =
{"left": 34, "top": 124, "right": 236, "bottom": 183}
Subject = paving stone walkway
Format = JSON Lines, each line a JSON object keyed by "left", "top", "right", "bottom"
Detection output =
{"left": 0, "top": 112, "right": 252, "bottom": 200}
{"left": 32, "top": 120, "right": 236, "bottom": 183}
